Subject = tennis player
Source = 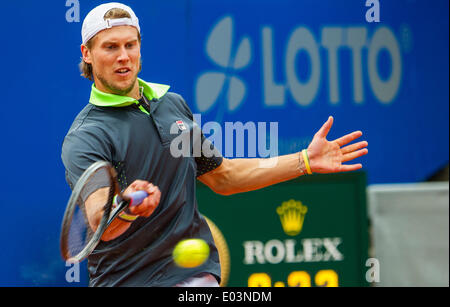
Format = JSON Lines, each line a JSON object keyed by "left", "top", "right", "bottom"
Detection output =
{"left": 61, "top": 2, "right": 368, "bottom": 287}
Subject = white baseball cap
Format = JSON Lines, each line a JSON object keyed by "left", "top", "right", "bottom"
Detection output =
{"left": 81, "top": 2, "right": 140, "bottom": 45}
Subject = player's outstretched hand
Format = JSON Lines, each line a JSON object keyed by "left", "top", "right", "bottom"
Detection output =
{"left": 306, "top": 116, "right": 368, "bottom": 174}
{"left": 123, "top": 180, "right": 161, "bottom": 217}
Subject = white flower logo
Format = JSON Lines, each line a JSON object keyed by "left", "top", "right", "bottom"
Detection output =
{"left": 195, "top": 16, "right": 252, "bottom": 113}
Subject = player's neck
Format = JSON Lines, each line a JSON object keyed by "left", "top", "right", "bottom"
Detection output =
{"left": 94, "top": 79, "right": 141, "bottom": 100}
{"left": 126, "top": 82, "right": 141, "bottom": 100}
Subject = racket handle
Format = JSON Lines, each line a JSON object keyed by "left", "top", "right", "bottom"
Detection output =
{"left": 128, "top": 190, "right": 149, "bottom": 207}
{"left": 116, "top": 190, "right": 149, "bottom": 207}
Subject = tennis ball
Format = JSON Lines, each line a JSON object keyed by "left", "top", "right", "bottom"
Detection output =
{"left": 173, "top": 238, "right": 210, "bottom": 268}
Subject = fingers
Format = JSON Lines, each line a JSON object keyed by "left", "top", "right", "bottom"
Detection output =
{"left": 125, "top": 180, "right": 150, "bottom": 193}
{"left": 340, "top": 136, "right": 368, "bottom": 163}
{"left": 338, "top": 141, "right": 367, "bottom": 172}
{"left": 136, "top": 187, "right": 161, "bottom": 217}
{"left": 126, "top": 180, "right": 161, "bottom": 217}
{"left": 316, "top": 116, "right": 334, "bottom": 138}
{"left": 342, "top": 148, "right": 368, "bottom": 163}
{"left": 129, "top": 180, "right": 147, "bottom": 189}
{"left": 341, "top": 141, "right": 368, "bottom": 155}
{"left": 339, "top": 164, "right": 363, "bottom": 172}
{"left": 333, "top": 131, "right": 363, "bottom": 147}
{"left": 126, "top": 180, "right": 158, "bottom": 196}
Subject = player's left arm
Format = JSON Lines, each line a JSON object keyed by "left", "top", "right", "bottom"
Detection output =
{"left": 198, "top": 116, "right": 368, "bottom": 196}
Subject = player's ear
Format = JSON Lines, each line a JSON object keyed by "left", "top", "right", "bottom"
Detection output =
{"left": 81, "top": 44, "right": 93, "bottom": 64}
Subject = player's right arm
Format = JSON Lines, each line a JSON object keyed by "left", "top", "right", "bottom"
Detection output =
{"left": 84, "top": 180, "right": 161, "bottom": 241}
{"left": 62, "top": 128, "right": 160, "bottom": 241}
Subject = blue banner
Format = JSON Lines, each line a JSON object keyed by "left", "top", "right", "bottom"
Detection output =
{"left": 186, "top": 0, "right": 449, "bottom": 184}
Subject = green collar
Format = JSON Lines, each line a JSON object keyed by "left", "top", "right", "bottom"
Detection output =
{"left": 89, "top": 78, "right": 170, "bottom": 107}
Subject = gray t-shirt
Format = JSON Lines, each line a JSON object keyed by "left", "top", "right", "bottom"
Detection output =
{"left": 61, "top": 92, "right": 223, "bottom": 286}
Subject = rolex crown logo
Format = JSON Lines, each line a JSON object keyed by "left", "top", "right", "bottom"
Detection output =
{"left": 276, "top": 199, "right": 308, "bottom": 236}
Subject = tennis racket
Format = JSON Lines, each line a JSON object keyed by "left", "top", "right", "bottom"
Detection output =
{"left": 60, "top": 161, "right": 148, "bottom": 263}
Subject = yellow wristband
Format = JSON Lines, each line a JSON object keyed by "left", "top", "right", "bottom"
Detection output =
{"left": 113, "top": 195, "right": 138, "bottom": 222}
{"left": 302, "top": 149, "right": 312, "bottom": 175}
{"left": 118, "top": 211, "right": 138, "bottom": 222}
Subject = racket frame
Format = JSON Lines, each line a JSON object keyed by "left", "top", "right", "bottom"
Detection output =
{"left": 60, "top": 161, "right": 120, "bottom": 263}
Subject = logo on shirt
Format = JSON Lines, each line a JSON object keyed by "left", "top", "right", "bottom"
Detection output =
{"left": 176, "top": 120, "right": 187, "bottom": 131}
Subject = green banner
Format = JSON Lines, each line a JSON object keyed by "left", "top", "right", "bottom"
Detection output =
{"left": 198, "top": 172, "right": 369, "bottom": 287}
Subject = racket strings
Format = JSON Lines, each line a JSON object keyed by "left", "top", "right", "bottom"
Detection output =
{"left": 67, "top": 202, "right": 93, "bottom": 257}
{"left": 64, "top": 165, "right": 116, "bottom": 261}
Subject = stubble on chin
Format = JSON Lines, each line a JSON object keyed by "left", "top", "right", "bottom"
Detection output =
{"left": 95, "top": 72, "right": 138, "bottom": 96}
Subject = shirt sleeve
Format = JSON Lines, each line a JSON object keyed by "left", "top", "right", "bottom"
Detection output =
{"left": 195, "top": 133, "right": 223, "bottom": 177}
{"left": 170, "top": 93, "right": 224, "bottom": 177}
{"left": 61, "top": 127, "right": 113, "bottom": 193}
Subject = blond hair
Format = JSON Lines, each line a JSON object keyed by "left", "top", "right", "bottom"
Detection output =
{"left": 79, "top": 8, "right": 141, "bottom": 81}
